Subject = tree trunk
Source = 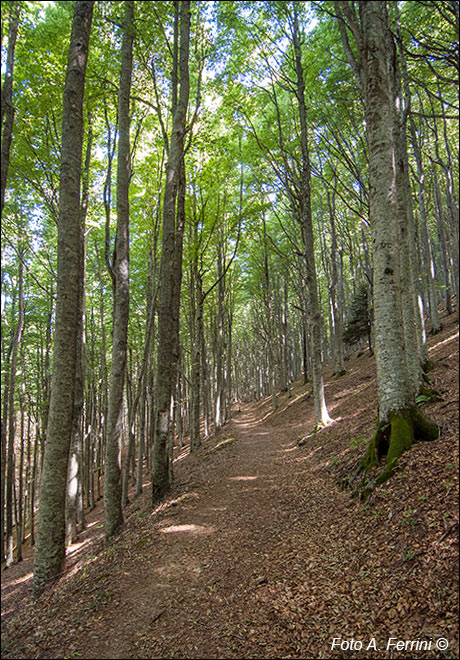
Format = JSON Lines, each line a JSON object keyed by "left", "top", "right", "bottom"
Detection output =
{"left": 66, "top": 125, "right": 92, "bottom": 546}
{"left": 104, "top": 0, "right": 134, "bottom": 540}
{"left": 1, "top": 1, "right": 20, "bottom": 218}
{"left": 189, "top": 250, "right": 202, "bottom": 452}
{"left": 292, "top": 6, "right": 331, "bottom": 426}
{"left": 33, "top": 0, "right": 93, "bottom": 597}
{"left": 5, "top": 254, "right": 24, "bottom": 566}
{"left": 357, "top": 2, "right": 438, "bottom": 489}
{"left": 328, "top": 189, "right": 346, "bottom": 375}
{"left": 433, "top": 170, "right": 453, "bottom": 316}
{"left": 152, "top": 1, "right": 191, "bottom": 504}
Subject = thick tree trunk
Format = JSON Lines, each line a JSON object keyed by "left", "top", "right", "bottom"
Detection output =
{"left": 33, "top": 1, "right": 93, "bottom": 597}
{"left": 357, "top": 2, "right": 438, "bottom": 488}
{"left": 104, "top": 0, "right": 134, "bottom": 540}
{"left": 363, "top": 3, "right": 413, "bottom": 420}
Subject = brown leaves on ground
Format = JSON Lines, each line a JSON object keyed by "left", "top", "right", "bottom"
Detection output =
{"left": 1, "top": 311, "right": 458, "bottom": 659}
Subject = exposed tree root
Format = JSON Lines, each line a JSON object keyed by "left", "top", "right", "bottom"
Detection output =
{"left": 346, "top": 406, "right": 439, "bottom": 502}
{"left": 417, "top": 382, "right": 443, "bottom": 402}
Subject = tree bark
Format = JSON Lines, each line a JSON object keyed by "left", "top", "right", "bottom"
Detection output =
{"left": 104, "top": 0, "right": 134, "bottom": 540}
{"left": 1, "top": 1, "right": 20, "bottom": 218}
{"left": 152, "top": 1, "right": 191, "bottom": 504}
{"left": 358, "top": 2, "right": 438, "bottom": 490}
{"left": 292, "top": 5, "right": 331, "bottom": 426}
{"left": 33, "top": 0, "right": 93, "bottom": 597}
{"left": 66, "top": 124, "right": 92, "bottom": 546}
{"left": 5, "top": 253, "right": 24, "bottom": 566}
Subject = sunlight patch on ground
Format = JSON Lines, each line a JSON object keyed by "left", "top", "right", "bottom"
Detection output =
{"left": 174, "top": 452, "right": 189, "bottom": 463}
{"left": 171, "top": 492, "right": 200, "bottom": 505}
{"left": 159, "top": 523, "right": 215, "bottom": 535}
{"left": 84, "top": 520, "right": 100, "bottom": 530}
{"left": 228, "top": 475, "right": 258, "bottom": 481}
{"left": 67, "top": 537, "right": 92, "bottom": 557}
{"left": 1, "top": 571, "right": 32, "bottom": 591}
{"left": 333, "top": 383, "right": 372, "bottom": 399}
{"left": 152, "top": 492, "right": 199, "bottom": 517}
{"left": 233, "top": 418, "right": 260, "bottom": 429}
{"left": 298, "top": 417, "right": 341, "bottom": 446}
{"left": 173, "top": 447, "right": 190, "bottom": 464}
{"left": 214, "top": 437, "right": 236, "bottom": 450}
{"left": 431, "top": 331, "right": 459, "bottom": 351}
{"left": 300, "top": 446, "right": 324, "bottom": 460}
{"left": 281, "top": 446, "right": 297, "bottom": 453}
{"left": 285, "top": 391, "right": 310, "bottom": 407}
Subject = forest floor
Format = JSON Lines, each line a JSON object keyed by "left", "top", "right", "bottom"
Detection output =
{"left": 1, "top": 310, "right": 459, "bottom": 660}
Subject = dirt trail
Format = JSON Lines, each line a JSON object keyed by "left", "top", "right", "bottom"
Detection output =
{"left": 73, "top": 406, "right": 325, "bottom": 659}
{"left": 1, "top": 313, "right": 458, "bottom": 659}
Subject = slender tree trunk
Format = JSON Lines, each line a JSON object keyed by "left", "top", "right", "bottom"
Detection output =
{"left": 104, "top": 0, "right": 134, "bottom": 540}
{"left": 433, "top": 170, "right": 453, "bottom": 316}
{"left": 412, "top": 129, "right": 441, "bottom": 333}
{"left": 5, "top": 254, "right": 24, "bottom": 567}
{"left": 66, "top": 125, "right": 92, "bottom": 545}
{"left": 30, "top": 423, "right": 39, "bottom": 546}
{"left": 394, "top": 5, "right": 441, "bottom": 335}
{"left": 33, "top": 1, "right": 93, "bottom": 597}
{"left": 328, "top": 189, "right": 345, "bottom": 375}
{"left": 1, "top": 1, "right": 20, "bottom": 218}
{"left": 189, "top": 255, "right": 202, "bottom": 451}
{"left": 122, "top": 368, "right": 136, "bottom": 508}
{"left": 1, "top": 310, "right": 14, "bottom": 564}
{"left": 16, "top": 385, "right": 25, "bottom": 562}
{"left": 262, "top": 214, "right": 277, "bottom": 411}
{"left": 292, "top": 5, "right": 331, "bottom": 426}
{"left": 152, "top": 1, "right": 191, "bottom": 504}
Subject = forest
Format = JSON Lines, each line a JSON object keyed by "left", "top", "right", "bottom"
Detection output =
{"left": 1, "top": 1, "right": 459, "bottom": 658}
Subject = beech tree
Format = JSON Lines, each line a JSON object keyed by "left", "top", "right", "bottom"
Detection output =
{"left": 336, "top": 1, "right": 438, "bottom": 493}
{"left": 33, "top": 0, "right": 93, "bottom": 596}
{"left": 1, "top": 0, "right": 457, "bottom": 566}
{"left": 152, "top": 0, "right": 191, "bottom": 504}
{"left": 104, "top": 0, "right": 134, "bottom": 541}
{"left": 1, "top": 1, "right": 21, "bottom": 218}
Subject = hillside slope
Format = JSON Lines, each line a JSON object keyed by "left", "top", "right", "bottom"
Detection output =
{"left": 1, "top": 311, "right": 458, "bottom": 659}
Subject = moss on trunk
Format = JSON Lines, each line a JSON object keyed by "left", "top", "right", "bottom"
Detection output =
{"left": 357, "top": 406, "right": 438, "bottom": 501}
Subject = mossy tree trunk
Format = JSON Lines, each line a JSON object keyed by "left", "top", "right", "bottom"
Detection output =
{"left": 337, "top": 1, "right": 438, "bottom": 492}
